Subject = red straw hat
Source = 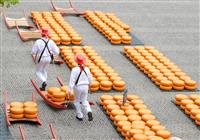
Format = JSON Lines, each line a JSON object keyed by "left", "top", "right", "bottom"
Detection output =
{"left": 74, "top": 54, "right": 86, "bottom": 65}
{"left": 40, "top": 28, "right": 49, "bottom": 36}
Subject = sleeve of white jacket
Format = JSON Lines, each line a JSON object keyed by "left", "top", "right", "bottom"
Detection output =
{"left": 51, "top": 40, "right": 59, "bottom": 55}
{"left": 31, "top": 41, "right": 38, "bottom": 55}
{"left": 68, "top": 69, "right": 76, "bottom": 92}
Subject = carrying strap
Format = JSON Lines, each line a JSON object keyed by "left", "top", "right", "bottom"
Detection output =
{"left": 37, "top": 39, "right": 51, "bottom": 63}
{"left": 75, "top": 67, "right": 88, "bottom": 85}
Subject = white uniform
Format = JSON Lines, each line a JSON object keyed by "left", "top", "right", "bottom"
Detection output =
{"left": 32, "top": 37, "right": 59, "bottom": 85}
{"left": 68, "top": 66, "right": 93, "bottom": 118}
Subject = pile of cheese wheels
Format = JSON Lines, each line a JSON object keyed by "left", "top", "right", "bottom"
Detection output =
{"left": 60, "top": 46, "right": 126, "bottom": 92}
{"left": 175, "top": 94, "right": 200, "bottom": 125}
{"left": 9, "top": 101, "right": 38, "bottom": 119}
{"left": 47, "top": 86, "right": 74, "bottom": 103}
{"left": 84, "top": 11, "right": 132, "bottom": 44}
{"left": 31, "top": 11, "right": 82, "bottom": 45}
{"left": 124, "top": 46, "right": 197, "bottom": 91}
{"left": 100, "top": 94, "right": 171, "bottom": 140}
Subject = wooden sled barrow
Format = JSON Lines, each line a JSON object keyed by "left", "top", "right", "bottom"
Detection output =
{"left": 3, "top": 10, "right": 33, "bottom": 29}
{"left": 18, "top": 124, "right": 57, "bottom": 140}
{"left": 3, "top": 91, "right": 42, "bottom": 127}
{"left": 50, "top": 0, "right": 84, "bottom": 16}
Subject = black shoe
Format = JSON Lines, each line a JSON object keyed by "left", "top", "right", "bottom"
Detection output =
{"left": 88, "top": 112, "right": 93, "bottom": 121}
{"left": 40, "top": 82, "right": 47, "bottom": 91}
{"left": 76, "top": 116, "right": 83, "bottom": 121}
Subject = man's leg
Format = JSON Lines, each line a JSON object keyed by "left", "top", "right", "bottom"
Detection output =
{"left": 81, "top": 85, "right": 93, "bottom": 121}
{"left": 74, "top": 87, "right": 83, "bottom": 120}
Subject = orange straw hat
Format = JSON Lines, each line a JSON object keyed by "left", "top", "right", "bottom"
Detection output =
{"left": 40, "top": 28, "right": 50, "bottom": 36}
{"left": 74, "top": 54, "right": 86, "bottom": 65}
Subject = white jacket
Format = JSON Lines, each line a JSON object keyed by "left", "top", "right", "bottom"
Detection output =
{"left": 68, "top": 66, "right": 92, "bottom": 91}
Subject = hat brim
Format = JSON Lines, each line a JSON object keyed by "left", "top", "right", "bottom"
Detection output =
{"left": 74, "top": 55, "right": 86, "bottom": 64}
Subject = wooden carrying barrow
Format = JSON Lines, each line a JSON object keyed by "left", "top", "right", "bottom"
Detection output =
{"left": 3, "top": 91, "right": 42, "bottom": 127}
{"left": 19, "top": 124, "right": 57, "bottom": 140}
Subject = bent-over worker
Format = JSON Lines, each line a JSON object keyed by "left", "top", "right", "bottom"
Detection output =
{"left": 68, "top": 54, "right": 93, "bottom": 121}
{"left": 32, "top": 28, "right": 59, "bottom": 91}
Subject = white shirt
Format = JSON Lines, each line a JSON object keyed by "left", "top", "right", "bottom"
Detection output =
{"left": 68, "top": 66, "right": 93, "bottom": 91}
{"left": 31, "top": 37, "right": 59, "bottom": 57}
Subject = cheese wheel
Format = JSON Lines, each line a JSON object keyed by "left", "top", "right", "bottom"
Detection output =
{"left": 195, "top": 120, "right": 200, "bottom": 125}
{"left": 118, "top": 120, "right": 131, "bottom": 128}
{"left": 173, "top": 85, "right": 184, "bottom": 90}
{"left": 24, "top": 107, "right": 38, "bottom": 115}
{"left": 127, "top": 95, "right": 139, "bottom": 101}
{"left": 173, "top": 80, "right": 185, "bottom": 86}
{"left": 131, "top": 100, "right": 144, "bottom": 106}
{"left": 142, "top": 114, "right": 156, "bottom": 122}
{"left": 184, "top": 80, "right": 197, "bottom": 86}
{"left": 48, "top": 87, "right": 61, "bottom": 94}
{"left": 10, "top": 107, "right": 24, "bottom": 114}
{"left": 160, "top": 80, "right": 172, "bottom": 86}
{"left": 109, "top": 76, "right": 122, "bottom": 82}
{"left": 129, "top": 129, "right": 143, "bottom": 136}
{"left": 138, "top": 109, "right": 152, "bottom": 115}
{"left": 107, "top": 104, "right": 120, "bottom": 112}
{"left": 133, "top": 134, "right": 148, "bottom": 140}
{"left": 90, "top": 87, "right": 99, "bottom": 92}
{"left": 24, "top": 101, "right": 37, "bottom": 108}
{"left": 113, "top": 95, "right": 123, "bottom": 101}
{"left": 97, "top": 76, "right": 109, "bottom": 82}
{"left": 51, "top": 97, "right": 65, "bottom": 102}
{"left": 10, "top": 102, "right": 24, "bottom": 108}
{"left": 190, "top": 109, "right": 200, "bottom": 116}
{"left": 111, "top": 109, "right": 125, "bottom": 116}
{"left": 60, "top": 86, "right": 68, "bottom": 92}
{"left": 113, "top": 81, "right": 125, "bottom": 87}
{"left": 113, "top": 85, "right": 125, "bottom": 91}
{"left": 160, "top": 85, "right": 172, "bottom": 90}
{"left": 175, "top": 100, "right": 181, "bottom": 105}
{"left": 194, "top": 99, "right": 200, "bottom": 106}
{"left": 103, "top": 100, "right": 117, "bottom": 106}
{"left": 181, "top": 99, "right": 194, "bottom": 106}
{"left": 125, "top": 109, "right": 138, "bottom": 116}
{"left": 175, "top": 94, "right": 188, "bottom": 101}
{"left": 185, "top": 85, "right": 197, "bottom": 90}
{"left": 148, "top": 136, "right": 164, "bottom": 140}
{"left": 10, "top": 114, "right": 24, "bottom": 119}
{"left": 151, "top": 125, "right": 166, "bottom": 132}
{"left": 132, "top": 120, "right": 146, "bottom": 126}
{"left": 144, "top": 130, "right": 155, "bottom": 136}
{"left": 100, "top": 81, "right": 112, "bottom": 87}
{"left": 128, "top": 114, "right": 141, "bottom": 122}
{"left": 195, "top": 114, "right": 200, "bottom": 121}
{"left": 100, "top": 86, "right": 112, "bottom": 91}
{"left": 100, "top": 95, "right": 113, "bottom": 101}
{"left": 24, "top": 114, "right": 37, "bottom": 119}
{"left": 156, "top": 130, "right": 171, "bottom": 139}
{"left": 114, "top": 115, "right": 128, "bottom": 122}
{"left": 121, "top": 104, "right": 134, "bottom": 111}
{"left": 106, "top": 72, "right": 119, "bottom": 77}
{"left": 146, "top": 120, "right": 160, "bottom": 127}
{"left": 52, "top": 91, "right": 66, "bottom": 98}
{"left": 185, "top": 104, "right": 199, "bottom": 111}
{"left": 189, "top": 94, "right": 200, "bottom": 100}
{"left": 134, "top": 104, "right": 147, "bottom": 110}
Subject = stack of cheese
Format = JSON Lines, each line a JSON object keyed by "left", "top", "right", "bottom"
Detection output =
{"left": 47, "top": 86, "right": 74, "bottom": 102}
{"left": 100, "top": 94, "right": 172, "bottom": 140}
{"left": 60, "top": 46, "right": 126, "bottom": 92}
{"left": 9, "top": 101, "right": 38, "bottom": 119}
{"left": 124, "top": 46, "right": 197, "bottom": 91}
{"left": 175, "top": 94, "right": 200, "bottom": 125}
{"left": 84, "top": 11, "right": 132, "bottom": 44}
{"left": 31, "top": 11, "right": 82, "bottom": 45}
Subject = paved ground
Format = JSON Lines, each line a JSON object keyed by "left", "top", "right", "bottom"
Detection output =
{"left": 0, "top": 0, "right": 199, "bottom": 140}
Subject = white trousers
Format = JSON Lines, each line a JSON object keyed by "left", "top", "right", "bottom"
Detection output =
{"left": 36, "top": 56, "right": 51, "bottom": 85}
{"left": 74, "top": 85, "right": 92, "bottom": 118}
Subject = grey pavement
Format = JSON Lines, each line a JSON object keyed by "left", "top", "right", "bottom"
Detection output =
{"left": 0, "top": 0, "right": 200, "bottom": 140}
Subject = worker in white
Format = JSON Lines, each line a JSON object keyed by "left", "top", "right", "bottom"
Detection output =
{"left": 68, "top": 54, "right": 93, "bottom": 121}
{"left": 32, "top": 28, "right": 59, "bottom": 91}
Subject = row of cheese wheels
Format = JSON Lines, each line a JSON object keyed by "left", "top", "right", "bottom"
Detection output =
{"left": 83, "top": 11, "right": 132, "bottom": 44}
{"left": 99, "top": 94, "right": 171, "bottom": 140}
{"left": 9, "top": 101, "right": 38, "bottom": 119}
{"left": 47, "top": 86, "right": 75, "bottom": 102}
{"left": 175, "top": 94, "right": 200, "bottom": 125}
{"left": 31, "top": 11, "right": 82, "bottom": 45}
{"left": 60, "top": 46, "right": 126, "bottom": 92}
{"left": 124, "top": 46, "right": 197, "bottom": 91}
